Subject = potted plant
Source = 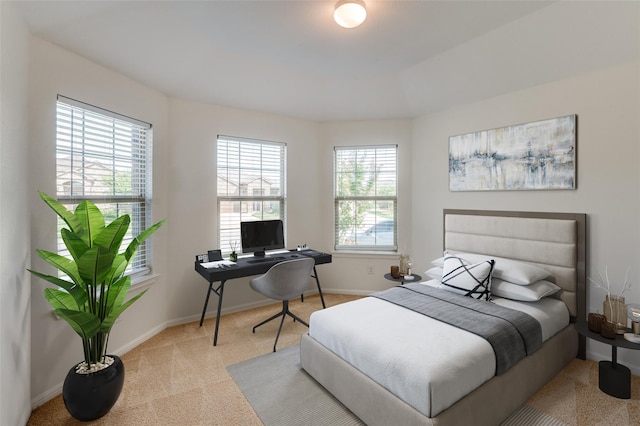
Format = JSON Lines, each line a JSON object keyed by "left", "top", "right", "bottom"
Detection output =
{"left": 28, "top": 191, "right": 164, "bottom": 421}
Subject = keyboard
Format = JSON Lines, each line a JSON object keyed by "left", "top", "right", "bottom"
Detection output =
{"left": 247, "top": 256, "right": 285, "bottom": 264}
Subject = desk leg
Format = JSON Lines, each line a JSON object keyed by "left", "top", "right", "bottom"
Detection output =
{"left": 312, "top": 266, "right": 326, "bottom": 309}
{"left": 200, "top": 282, "right": 214, "bottom": 327}
{"left": 599, "top": 345, "right": 631, "bottom": 399}
{"left": 212, "top": 281, "right": 226, "bottom": 346}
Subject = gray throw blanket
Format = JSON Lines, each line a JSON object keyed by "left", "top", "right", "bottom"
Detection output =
{"left": 370, "top": 283, "right": 542, "bottom": 375}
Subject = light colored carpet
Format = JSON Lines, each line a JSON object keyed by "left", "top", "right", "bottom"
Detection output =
{"left": 228, "top": 344, "right": 569, "bottom": 426}
{"left": 27, "top": 293, "right": 640, "bottom": 425}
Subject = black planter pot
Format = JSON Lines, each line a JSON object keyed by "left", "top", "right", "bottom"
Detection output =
{"left": 62, "top": 355, "right": 125, "bottom": 421}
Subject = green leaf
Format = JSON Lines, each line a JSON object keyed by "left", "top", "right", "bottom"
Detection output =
{"left": 34, "top": 249, "right": 81, "bottom": 286}
{"left": 74, "top": 201, "right": 105, "bottom": 247}
{"left": 124, "top": 219, "right": 165, "bottom": 261}
{"left": 77, "top": 246, "right": 115, "bottom": 286}
{"left": 44, "top": 288, "right": 84, "bottom": 311}
{"left": 101, "top": 288, "right": 148, "bottom": 332}
{"left": 94, "top": 215, "right": 130, "bottom": 255}
{"left": 38, "top": 191, "right": 82, "bottom": 234}
{"left": 61, "top": 228, "right": 89, "bottom": 263}
{"left": 28, "top": 269, "right": 87, "bottom": 307}
{"left": 103, "top": 276, "right": 130, "bottom": 314}
{"left": 103, "top": 254, "right": 128, "bottom": 289}
{"left": 54, "top": 309, "right": 101, "bottom": 341}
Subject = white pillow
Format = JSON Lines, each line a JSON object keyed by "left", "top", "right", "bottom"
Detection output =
{"left": 492, "top": 279, "right": 560, "bottom": 302}
{"left": 434, "top": 252, "right": 550, "bottom": 285}
{"left": 439, "top": 254, "right": 494, "bottom": 301}
{"left": 431, "top": 256, "right": 446, "bottom": 267}
{"left": 425, "top": 266, "right": 443, "bottom": 280}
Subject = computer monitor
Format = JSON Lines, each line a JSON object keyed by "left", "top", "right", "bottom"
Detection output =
{"left": 240, "top": 219, "right": 285, "bottom": 257}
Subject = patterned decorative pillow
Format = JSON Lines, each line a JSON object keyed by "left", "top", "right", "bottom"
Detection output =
{"left": 439, "top": 254, "right": 494, "bottom": 300}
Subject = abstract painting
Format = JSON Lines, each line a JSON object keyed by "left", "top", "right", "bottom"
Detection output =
{"left": 449, "top": 115, "right": 576, "bottom": 191}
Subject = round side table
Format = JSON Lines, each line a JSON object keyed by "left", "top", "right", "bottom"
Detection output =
{"left": 575, "top": 321, "right": 640, "bottom": 399}
{"left": 384, "top": 273, "right": 422, "bottom": 285}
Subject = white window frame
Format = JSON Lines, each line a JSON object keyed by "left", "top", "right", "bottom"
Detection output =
{"left": 55, "top": 95, "right": 154, "bottom": 278}
{"left": 334, "top": 145, "right": 398, "bottom": 251}
{"left": 217, "top": 135, "right": 287, "bottom": 255}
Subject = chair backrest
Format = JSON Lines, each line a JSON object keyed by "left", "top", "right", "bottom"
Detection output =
{"left": 250, "top": 257, "right": 315, "bottom": 301}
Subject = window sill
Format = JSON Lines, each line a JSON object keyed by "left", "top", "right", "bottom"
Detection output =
{"left": 131, "top": 273, "right": 160, "bottom": 292}
{"left": 331, "top": 250, "right": 399, "bottom": 259}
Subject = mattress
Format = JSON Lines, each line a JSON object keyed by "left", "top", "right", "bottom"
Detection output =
{"left": 307, "top": 285, "right": 569, "bottom": 418}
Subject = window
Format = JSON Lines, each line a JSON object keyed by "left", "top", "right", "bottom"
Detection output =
{"left": 56, "top": 95, "right": 153, "bottom": 276}
{"left": 217, "top": 135, "right": 286, "bottom": 254}
{"left": 334, "top": 145, "right": 397, "bottom": 250}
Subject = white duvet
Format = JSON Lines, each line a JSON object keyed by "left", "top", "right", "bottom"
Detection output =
{"left": 307, "top": 282, "right": 569, "bottom": 417}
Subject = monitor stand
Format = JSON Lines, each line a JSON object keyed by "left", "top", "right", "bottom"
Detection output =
{"left": 253, "top": 250, "right": 266, "bottom": 257}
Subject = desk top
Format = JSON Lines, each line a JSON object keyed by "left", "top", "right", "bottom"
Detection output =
{"left": 195, "top": 249, "right": 332, "bottom": 282}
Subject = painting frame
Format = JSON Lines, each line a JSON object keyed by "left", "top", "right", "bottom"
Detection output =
{"left": 449, "top": 115, "right": 577, "bottom": 191}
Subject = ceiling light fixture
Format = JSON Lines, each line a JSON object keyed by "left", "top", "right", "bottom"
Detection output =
{"left": 334, "top": 0, "right": 367, "bottom": 29}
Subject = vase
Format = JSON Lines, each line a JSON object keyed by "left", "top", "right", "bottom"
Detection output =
{"left": 63, "top": 355, "right": 125, "bottom": 421}
{"left": 600, "top": 321, "right": 618, "bottom": 339}
{"left": 603, "top": 295, "right": 626, "bottom": 334}
{"left": 588, "top": 313, "right": 605, "bottom": 333}
{"left": 399, "top": 254, "right": 410, "bottom": 275}
{"left": 230, "top": 251, "right": 238, "bottom": 262}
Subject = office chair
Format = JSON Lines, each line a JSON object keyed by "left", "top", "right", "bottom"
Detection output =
{"left": 249, "top": 257, "right": 315, "bottom": 352}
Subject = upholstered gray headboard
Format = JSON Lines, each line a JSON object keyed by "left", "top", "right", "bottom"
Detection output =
{"left": 443, "top": 209, "right": 586, "bottom": 325}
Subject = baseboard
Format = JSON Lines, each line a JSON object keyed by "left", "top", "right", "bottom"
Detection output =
{"left": 318, "top": 288, "right": 371, "bottom": 296}
{"left": 586, "top": 348, "right": 640, "bottom": 376}
{"left": 30, "top": 290, "right": 365, "bottom": 409}
{"left": 31, "top": 322, "right": 167, "bottom": 409}
{"left": 165, "top": 297, "right": 295, "bottom": 328}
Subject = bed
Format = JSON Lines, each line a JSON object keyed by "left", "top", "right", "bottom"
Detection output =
{"left": 300, "top": 209, "right": 586, "bottom": 426}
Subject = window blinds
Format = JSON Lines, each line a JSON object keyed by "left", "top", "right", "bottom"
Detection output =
{"left": 56, "top": 95, "right": 153, "bottom": 274}
{"left": 334, "top": 145, "right": 397, "bottom": 250}
{"left": 217, "top": 135, "right": 286, "bottom": 254}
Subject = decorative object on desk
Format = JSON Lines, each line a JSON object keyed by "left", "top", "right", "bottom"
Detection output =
{"left": 27, "top": 191, "right": 165, "bottom": 421}
{"left": 399, "top": 254, "right": 410, "bottom": 276}
{"left": 297, "top": 243, "right": 309, "bottom": 251}
{"left": 208, "top": 249, "right": 222, "bottom": 262}
{"left": 589, "top": 266, "right": 632, "bottom": 334}
{"left": 604, "top": 295, "right": 626, "bottom": 334}
{"left": 390, "top": 265, "right": 400, "bottom": 279}
{"left": 623, "top": 333, "right": 640, "bottom": 344}
{"left": 601, "top": 321, "right": 617, "bottom": 339}
{"left": 229, "top": 241, "right": 238, "bottom": 262}
{"left": 626, "top": 303, "right": 640, "bottom": 334}
{"left": 588, "top": 313, "right": 605, "bottom": 333}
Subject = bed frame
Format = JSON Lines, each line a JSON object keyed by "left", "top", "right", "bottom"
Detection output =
{"left": 301, "top": 209, "right": 587, "bottom": 426}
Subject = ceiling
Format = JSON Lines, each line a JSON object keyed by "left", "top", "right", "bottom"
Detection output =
{"left": 12, "top": 1, "right": 640, "bottom": 121}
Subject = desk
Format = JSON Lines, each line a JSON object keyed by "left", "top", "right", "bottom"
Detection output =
{"left": 575, "top": 322, "right": 640, "bottom": 399}
{"left": 194, "top": 249, "right": 332, "bottom": 346}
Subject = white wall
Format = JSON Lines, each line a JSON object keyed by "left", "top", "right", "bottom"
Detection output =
{"left": 165, "top": 98, "right": 326, "bottom": 324}
{"left": 27, "top": 37, "right": 171, "bottom": 406}
{"left": 0, "top": 3, "right": 32, "bottom": 425}
{"left": 15, "top": 2, "right": 640, "bottom": 414}
{"left": 411, "top": 62, "right": 640, "bottom": 372}
{"left": 317, "top": 119, "right": 414, "bottom": 295}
